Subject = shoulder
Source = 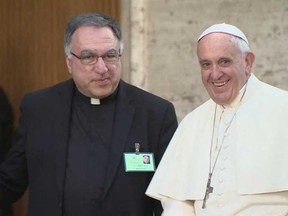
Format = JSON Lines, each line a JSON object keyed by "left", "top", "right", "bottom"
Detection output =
{"left": 21, "top": 79, "right": 74, "bottom": 109}
{"left": 181, "top": 99, "right": 213, "bottom": 122}
{"left": 250, "top": 76, "right": 288, "bottom": 106}
{"left": 119, "top": 80, "right": 173, "bottom": 108}
{"left": 24, "top": 79, "right": 73, "bottom": 100}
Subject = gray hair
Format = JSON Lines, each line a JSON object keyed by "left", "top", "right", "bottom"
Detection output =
{"left": 64, "top": 12, "right": 123, "bottom": 56}
{"left": 230, "top": 35, "right": 251, "bottom": 56}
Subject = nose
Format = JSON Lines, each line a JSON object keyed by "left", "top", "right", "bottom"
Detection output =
{"left": 93, "top": 57, "right": 108, "bottom": 74}
{"left": 210, "top": 64, "right": 222, "bottom": 80}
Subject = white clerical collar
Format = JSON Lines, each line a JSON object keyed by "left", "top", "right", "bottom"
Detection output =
{"left": 90, "top": 98, "right": 100, "bottom": 105}
{"left": 74, "top": 86, "right": 118, "bottom": 106}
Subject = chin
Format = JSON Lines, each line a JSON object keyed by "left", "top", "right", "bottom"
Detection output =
{"left": 212, "top": 97, "right": 228, "bottom": 105}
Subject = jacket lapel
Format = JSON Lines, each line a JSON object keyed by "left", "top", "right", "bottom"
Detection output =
{"left": 103, "top": 81, "right": 135, "bottom": 196}
{"left": 49, "top": 80, "right": 135, "bottom": 199}
{"left": 52, "top": 80, "right": 74, "bottom": 197}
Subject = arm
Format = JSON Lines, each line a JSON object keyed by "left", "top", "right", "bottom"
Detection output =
{"left": 153, "top": 103, "right": 178, "bottom": 215}
{"left": 156, "top": 103, "right": 178, "bottom": 164}
{"left": 0, "top": 131, "right": 28, "bottom": 206}
{"left": 0, "top": 99, "right": 28, "bottom": 206}
{"left": 161, "top": 197, "right": 195, "bottom": 216}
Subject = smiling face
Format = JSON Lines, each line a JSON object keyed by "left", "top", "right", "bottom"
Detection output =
{"left": 143, "top": 155, "right": 150, "bottom": 164}
{"left": 197, "top": 33, "right": 255, "bottom": 105}
{"left": 66, "top": 26, "right": 122, "bottom": 99}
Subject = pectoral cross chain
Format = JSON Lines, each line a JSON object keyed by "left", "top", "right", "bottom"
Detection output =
{"left": 202, "top": 173, "right": 213, "bottom": 209}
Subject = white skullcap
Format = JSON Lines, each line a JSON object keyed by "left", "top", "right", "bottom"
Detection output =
{"left": 198, "top": 23, "right": 249, "bottom": 45}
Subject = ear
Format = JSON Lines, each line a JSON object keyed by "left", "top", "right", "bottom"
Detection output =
{"left": 66, "top": 56, "right": 72, "bottom": 74}
{"left": 245, "top": 52, "right": 255, "bottom": 76}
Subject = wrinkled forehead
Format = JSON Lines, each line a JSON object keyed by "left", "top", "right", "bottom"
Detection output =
{"left": 198, "top": 23, "right": 249, "bottom": 45}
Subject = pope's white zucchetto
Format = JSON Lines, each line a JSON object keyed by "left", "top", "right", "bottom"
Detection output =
{"left": 198, "top": 23, "right": 249, "bottom": 45}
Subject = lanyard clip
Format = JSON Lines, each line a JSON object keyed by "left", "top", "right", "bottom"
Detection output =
{"left": 135, "top": 143, "right": 140, "bottom": 154}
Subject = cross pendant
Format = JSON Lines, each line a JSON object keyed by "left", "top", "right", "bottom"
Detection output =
{"left": 202, "top": 173, "right": 213, "bottom": 209}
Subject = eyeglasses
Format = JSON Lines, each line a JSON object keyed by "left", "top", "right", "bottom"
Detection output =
{"left": 70, "top": 50, "right": 121, "bottom": 65}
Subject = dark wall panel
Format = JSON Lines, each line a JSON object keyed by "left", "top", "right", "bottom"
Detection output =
{"left": 0, "top": 1, "right": 120, "bottom": 215}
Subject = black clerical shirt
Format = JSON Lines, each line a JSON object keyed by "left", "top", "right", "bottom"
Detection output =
{"left": 64, "top": 88, "right": 117, "bottom": 215}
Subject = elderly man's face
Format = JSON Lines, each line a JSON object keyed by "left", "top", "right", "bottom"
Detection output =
{"left": 197, "top": 33, "right": 254, "bottom": 105}
{"left": 66, "top": 26, "right": 122, "bottom": 99}
{"left": 143, "top": 155, "right": 150, "bottom": 164}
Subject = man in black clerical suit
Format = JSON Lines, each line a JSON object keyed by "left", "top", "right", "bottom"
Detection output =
{"left": 0, "top": 13, "right": 178, "bottom": 216}
{"left": 0, "top": 86, "right": 13, "bottom": 216}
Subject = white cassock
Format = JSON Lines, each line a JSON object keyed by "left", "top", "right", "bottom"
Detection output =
{"left": 146, "top": 74, "right": 288, "bottom": 215}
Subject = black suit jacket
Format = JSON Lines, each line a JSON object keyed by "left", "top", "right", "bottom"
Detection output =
{"left": 0, "top": 79, "right": 177, "bottom": 216}
{"left": 0, "top": 87, "right": 13, "bottom": 163}
{"left": 0, "top": 87, "right": 13, "bottom": 216}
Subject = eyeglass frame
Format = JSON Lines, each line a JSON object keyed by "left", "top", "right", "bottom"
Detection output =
{"left": 70, "top": 49, "right": 122, "bottom": 65}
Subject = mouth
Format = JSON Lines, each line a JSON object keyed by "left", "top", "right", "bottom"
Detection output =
{"left": 212, "top": 80, "right": 228, "bottom": 87}
{"left": 92, "top": 77, "right": 110, "bottom": 86}
{"left": 98, "top": 78, "right": 109, "bottom": 82}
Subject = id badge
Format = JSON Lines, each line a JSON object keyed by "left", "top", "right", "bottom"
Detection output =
{"left": 123, "top": 152, "right": 155, "bottom": 172}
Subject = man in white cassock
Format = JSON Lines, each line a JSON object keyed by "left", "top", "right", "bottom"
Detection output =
{"left": 146, "top": 23, "right": 288, "bottom": 216}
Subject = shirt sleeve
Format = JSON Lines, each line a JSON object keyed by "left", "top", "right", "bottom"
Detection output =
{"left": 161, "top": 197, "right": 195, "bottom": 216}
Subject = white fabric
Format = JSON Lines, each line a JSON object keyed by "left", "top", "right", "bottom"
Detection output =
{"left": 161, "top": 198, "right": 195, "bottom": 216}
{"left": 90, "top": 98, "right": 100, "bottom": 105}
{"left": 195, "top": 105, "right": 288, "bottom": 215}
{"left": 161, "top": 192, "right": 288, "bottom": 216}
{"left": 198, "top": 23, "right": 249, "bottom": 44}
{"left": 146, "top": 74, "right": 288, "bottom": 214}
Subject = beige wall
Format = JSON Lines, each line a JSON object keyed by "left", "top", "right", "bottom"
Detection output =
{"left": 121, "top": 0, "right": 288, "bottom": 120}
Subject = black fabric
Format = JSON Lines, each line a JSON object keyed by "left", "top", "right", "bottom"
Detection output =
{"left": 0, "top": 87, "right": 14, "bottom": 162}
{"left": 0, "top": 79, "right": 178, "bottom": 216}
{"left": 64, "top": 89, "right": 116, "bottom": 215}
{"left": 0, "top": 87, "right": 13, "bottom": 216}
